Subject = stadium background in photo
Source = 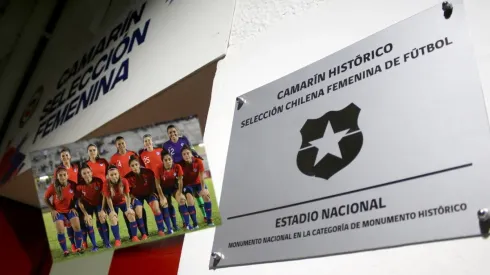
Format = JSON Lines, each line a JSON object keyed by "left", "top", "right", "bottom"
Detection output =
{"left": 31, "top": 116, "right": 221, "bottom": 262}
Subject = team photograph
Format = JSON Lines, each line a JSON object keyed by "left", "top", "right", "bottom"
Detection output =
{"left": 30, "top": 116, "right": 221, "bottom": 263}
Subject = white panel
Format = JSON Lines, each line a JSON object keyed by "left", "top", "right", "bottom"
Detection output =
{"left": 0, "top": 0, "right": 56, "bottom": 129}
{"left": 184, "top": 0, "right": 490, "bottom": 274}
{"left": 49, "top": 249, "right": 114, "bottom": 275}
{"left": 0, "top": 0, "right": 235, "bottom": 180}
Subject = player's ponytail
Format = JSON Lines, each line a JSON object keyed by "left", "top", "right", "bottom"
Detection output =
{"left": 54, "top": 166, "right": 67, "bottom": 200}
{"left": 54, "top": 179, "right": 64, "bottom": 201}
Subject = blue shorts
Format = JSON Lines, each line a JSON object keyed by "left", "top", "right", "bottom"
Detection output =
{"left": 108, "top": 203, "right": 132, "bottom": 214}
{"left": 54, "top": 211, "right": 77, "bottom": 222}
{"left": 183, "top": 184, "right": 207, "bottom": 196}
{"left": 132, "top": 197, "right": 154, "bottom": 208}
{"left": 84, "top": 204, "right": 103, "bottom": 216}
{"left": 163, "top": 187, "right": 177, "bottom": 197}
{"left": 134, "top": 195, "right": 157, "bottom": 206}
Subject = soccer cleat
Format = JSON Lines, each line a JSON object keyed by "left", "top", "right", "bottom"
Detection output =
{"left": 158, "top": 230, "right": 165, "bottom": 237}
{"left": 76, "top": 248, "right": 84, "bottom": 255}
{"left": 193, "top": 224, "right": 200, "bottom": 230}
{"left": 166, "top": 229, "right": 174, "bottom": 235}
{"left": 131, "top": 236, "right": 140, "bottom": 242}
{"left": 91, "top": 246, "right": 99, "bottom": 252}
{"left": 207, "top": 222, "right": 215, "bottom": 227}
{"left": 82, "top": 242, "right": 88, "bottom": 249}
{"left": 71, "top": 244, "right": 76, "bottom": 253}
{"left": 173, "top": 225, "right": 180, "bottom": 231}
{"left": 63, "top": 251, "right": 70, "bottom": 257}
{"left": 185, "top": 224, "right": 194, "bottom": 230}
{"left": 204, "top": 217, "right": 208, "bottom": 223}
{"left": 114, "top": 240, "right": 121, "bottom": 247}
{"left": 141, "top": 234, "right": 148, "bottom": 241}
{"left": 104, "top": 243, "right": 112, "bottom": 249}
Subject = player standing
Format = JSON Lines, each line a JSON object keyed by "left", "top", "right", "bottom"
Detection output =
{"left": 86, "top": 144, "right": 109, "bottom": 180}
{"left": 181, "top": 145, "right": 215, "bottom": 228}
{"left": 162, "top": 125, "right": 206, "bottom": 222}
{"left": 54, "top": 148, "right": 79, "bottom": 182}
{"left": 140, "top": 134, "right": 180, "bottom": 230}
{"left": 139, "top": 134, "right": 163, "bottom": 175}
{"left": 102, "top": 165, "right": 141, "bottom": 246}
{"left": 54, "top": 148, "right": 83, "bottom": 252}
{"left": 155, "top": 150, "right": 193, "bottom": 230}
{"left": 44, "top": 166, "right": 84, "bottom": 256}
{"left": 110, "top": 136, "right": 139, "bottom": 177}
{"left": 125, "top": 155, "right": 167, "bottom": 236}
{"left": 77, "top": 163, "right": 111, "bottom": 250}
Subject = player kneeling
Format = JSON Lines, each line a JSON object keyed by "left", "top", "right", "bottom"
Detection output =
{"left": 102, "top": 165, "right": 143, "bottom": 246}
{"left": 181, "top": 146, "right": 215, "bottom": 228}
{"left": 77, "top": 163, "right": 111, "bottom": 250}
{"left": 126, "top": 155, "right": 166, "bottom": 237}
{"left": 44, "top": 166, "right": 84, "bottom": 256}
{"left": 156, "top": 150, "right": 194, "bottom": 230}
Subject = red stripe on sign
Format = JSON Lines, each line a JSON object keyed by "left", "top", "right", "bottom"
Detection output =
{"left": 108, "top": 234, "right": 185, "bottom": 275}
{"left": 0, "top": 197, "right": 52, "bottom": 275}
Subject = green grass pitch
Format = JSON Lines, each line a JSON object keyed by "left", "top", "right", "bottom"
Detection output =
{"left": 43, "top": 179, "right": 221, "bottom": 263}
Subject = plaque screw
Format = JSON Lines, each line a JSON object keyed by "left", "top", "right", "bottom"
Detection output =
{"left": 477, "top": 208, "right": 489, "bottom": 222}
{"left": 442, "top": 2, "right": 453, "bottom": 19}
{"left": 211, "top": 252, "right": 224, "bottom": 270}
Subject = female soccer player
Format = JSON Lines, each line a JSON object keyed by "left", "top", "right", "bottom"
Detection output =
{"left": 54, "top": 148, "right": 82, "bottom": 252}
{"left": 162, "top": 125, "right": 206, "bottom": 222}
{"left": 77, "top": 163, "right": 111, "bottom": 250}
{"left": 44, "top": 166, "right": 84, "bottom": 256}
{"left": 141, "top": 134, "right": 180, "bottom": 230}
{"left": 139, "top": 134, "right": 164, "bottom": 176}
{"left": 110, "top": 136, "right": 139, "bottom": 177}
{"left": 155, "top": 150, "right": 194, "bottom": 230}
{"left": 86, "top": 144, "right": 109, "bottom": 180}
{"left": 55, "top": 148, "right": 79, "bottom": 182}
{"left": 181, "top": 145, "right": 214, "bottom": 228}
{"left": 125, "top": 155, "right": 167, "bottom": 236}
{"left": 102, "top": 165, "right": 141, "bottom": 246}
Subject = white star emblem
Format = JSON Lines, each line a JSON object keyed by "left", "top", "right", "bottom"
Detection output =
{"left": 309, "top": 121, "right": 350, "bottom": 165}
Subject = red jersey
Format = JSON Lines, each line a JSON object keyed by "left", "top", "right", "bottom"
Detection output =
{"left": 44, "top": 181, "right": 76, "bottom": 213}
{"left": 76, "top": 177, "right": 104, "bottom": 206}
{"left": 156, "top": 163, "right": 183, "bottom": 188}
{"left": 53, "top": 164, "right": 79, "bottom": 198}
{"left": 139, "top": 148, "right": 163, "bottom": 176}
{"left": 53, "top": 164, "right": 79, "bottom": 183}
{"left": 181, "top": 158, "right": 205, "bottom": 186}
{"left": 103, "top": 178, "right": 130, "bottom": 205}
{"left": 86, "top": 158, "right": 109, "bottom": 181}
{"left": 110, "top": 151, "right": 138, "bottom": 178}
{"left": 124, "top": 168, "right": 155, "bottom": 197}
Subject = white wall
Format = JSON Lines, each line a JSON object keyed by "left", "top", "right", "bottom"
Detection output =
{"left": 0, "top": 0, "right": 236, "bottom": 174}
{"left": 184, "top": 0, "right": 490, "bottom": 274}
{"left": 0, "top": 0, "right": 56, "bottom": 127}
